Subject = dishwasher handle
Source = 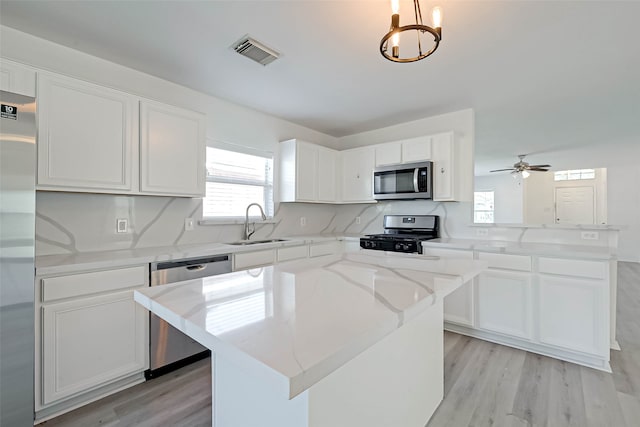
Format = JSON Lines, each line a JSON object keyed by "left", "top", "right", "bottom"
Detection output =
{"left": 186, "top": 265, "right": 206, "bottom": 271}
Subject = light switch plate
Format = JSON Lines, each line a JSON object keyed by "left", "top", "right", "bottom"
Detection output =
{"left": 475, "top": 228, "right": 489, "bottom": 237}
{"left": 581, "top": 231, "right": 599, "bottom": 240}
{"left": 300, "top": 217, "right": 307, "bottom": 227}
{"left": 355, "top": 216, "right": 361, "bottom": 225}
{"left": 184, "top": 218, "right": 195, "bottom": 231}
{"left": 116, "top": 218, "right": 128, "bottom": 233}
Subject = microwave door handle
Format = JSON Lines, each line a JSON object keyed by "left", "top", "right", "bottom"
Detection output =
{"left": 413, "top": 168, "right": 419, "bottom": 192}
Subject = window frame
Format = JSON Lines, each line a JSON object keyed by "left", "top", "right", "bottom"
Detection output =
{"left": 201, "top": 143, "right": 275, "bottom": 223}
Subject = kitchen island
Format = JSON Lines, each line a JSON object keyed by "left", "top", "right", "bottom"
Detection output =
{"left": 134, "top": 251, "right": 486, "bottom": 427}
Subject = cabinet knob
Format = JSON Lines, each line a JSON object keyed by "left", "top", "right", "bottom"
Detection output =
{"left": 440, "top": 168, "right": 445, "bottom": 174}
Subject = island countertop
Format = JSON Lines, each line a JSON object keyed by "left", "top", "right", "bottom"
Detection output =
{"left": 134, "top": 252, "right": 486, "bottom": 398}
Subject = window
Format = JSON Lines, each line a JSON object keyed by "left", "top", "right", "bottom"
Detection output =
{"left": 203, "top": 147, "right": 274, "bottom": 219}
{"left": 474, "top": 191, "right": 495, "bottom": 223}
{"left": 554, "top": 169, "right": 595, "bottom": 181}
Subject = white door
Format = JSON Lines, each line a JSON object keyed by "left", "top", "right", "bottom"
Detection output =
{"left": 37, "top": 73, "right": 137, "bottom": 192}
{"left": 42, "top": 291, "right": 147, "bottom": 404}
{"left": 341, "top": 147, "right": 375, "bottom": 202}
{"left": 296, "top": 142, "right": 318, "bottom": 201}
{"left": 538, "top": 275, "right": 607, "bottom": 356}
{"left": 555, "top": 186, "right": 595, "bottom": 224}
{"left": 476, "top": 270, "right": 531, "bottom": 339}
{"left": 140, "top": 100, "right": 206, "bottom": 196}
{"left": 317, "top": 147, "right": 337, "bottom": 202}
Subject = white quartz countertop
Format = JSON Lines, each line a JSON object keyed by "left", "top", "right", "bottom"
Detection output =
{"left": 134, "top": 252, "right": 486, "bottom": 399}
{"left": 35, "top": 234, "right": 359, "bottom": 276}
{"left": 422, "top": 238, "right": 616, "bottom": 260}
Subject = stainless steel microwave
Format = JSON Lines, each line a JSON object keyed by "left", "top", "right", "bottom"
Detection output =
{"left": 373, "top": 161, "right": 433, "bottom": 200}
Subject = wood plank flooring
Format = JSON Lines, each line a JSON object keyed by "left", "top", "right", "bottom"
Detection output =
{"left": 39, "top": 262, "right": 640, "bottom": 427}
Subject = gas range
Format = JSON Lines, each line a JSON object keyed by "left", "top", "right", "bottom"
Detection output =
{"left": 359, "top": 215, "right": 440, "bottom": 254}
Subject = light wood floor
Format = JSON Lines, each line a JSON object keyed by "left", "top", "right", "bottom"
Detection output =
{"left": 40, "top": 262, "right": 640, "bottom": 427}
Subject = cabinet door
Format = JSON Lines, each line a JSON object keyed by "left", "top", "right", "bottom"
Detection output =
{"left": 538, "top": 275, "right": 607, "bottom": 356}
{"left": 401, "top": 136, "right": 432, "bottom": 163}
{"left": 431, "top": 132, "right": 455, "bottom": 201}
{"left": 341, "top": 147, "right": 375, "bottom": 202}
{"left": 37, "top": 73, "right": 137, "bottom": 192}
{"left": 0, "top": 59, "right": 36, "bottom": 97}
{"left": 317, "top": 147, "right": 337, "bottom": 202}
{"left": 296, "top": 142, "right": 318, "bottom": 201}
{"left": 234, "top": 249, "right": 276, "bottom": 270}
{"left": 375, "top": 142, "right": 402, "bottom": 166}
{"left": 477, "top": 270, "right": 531, "bottom": 339}
{"left": 140, "top": 100, "right": 205, "bottom": 196}
{"left": 42, "top": 290, "right": 147, "bottom": 404}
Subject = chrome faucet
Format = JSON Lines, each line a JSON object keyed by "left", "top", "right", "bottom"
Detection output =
{"left": 244, "top": 203, "right": 267, "bottom": 240}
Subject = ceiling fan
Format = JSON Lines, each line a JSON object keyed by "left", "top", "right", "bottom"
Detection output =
{"left": 490, "top": 154, "right": 551, "bottom": 178}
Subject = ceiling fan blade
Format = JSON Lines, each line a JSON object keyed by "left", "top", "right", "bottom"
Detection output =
{"left": 489, "top": 168, "right": 516, "bottom": 172}
{"left": 528, "top": 168, "right": 550, "bottom": 171}
{"left": 528, "top": 164, "right": 551, "bottom": 168}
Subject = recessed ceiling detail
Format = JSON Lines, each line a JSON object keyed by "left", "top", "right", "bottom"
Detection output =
{"left": 232, "top": 36, "right": 279, "bottom": 66}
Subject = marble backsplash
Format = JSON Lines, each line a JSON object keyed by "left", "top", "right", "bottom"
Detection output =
{"left": 35, "top": 192, "right": 472, "bottom": 256}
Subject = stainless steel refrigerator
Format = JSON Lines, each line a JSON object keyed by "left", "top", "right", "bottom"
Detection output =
{"left": 0, "top": 90, "right": 36, "bottom": 426}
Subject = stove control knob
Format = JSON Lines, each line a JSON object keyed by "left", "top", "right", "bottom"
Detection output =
{"left": 395, "top": 243, "right": 402, "bottom": 250}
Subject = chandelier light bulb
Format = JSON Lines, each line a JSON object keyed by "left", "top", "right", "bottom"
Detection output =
{"left": 392, "top": 32, "right": 400, "bottom": 47}
{"left": 432, "top": 6, "right": 443, "bottom": 28}
{"left": 521, "top": 170, "right": 530, "bottom": 179}
{"left": 391, "top": 0, "right": 400, "bottom": 15}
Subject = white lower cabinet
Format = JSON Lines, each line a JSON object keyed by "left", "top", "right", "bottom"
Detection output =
{"left": 234, "top": 249, "right": 276, "bottom": 270}
{"left": 42, "top": 291, "right": 147, "bottom": 404}
{"left": 477, "top": 270, "right": 531, "bottom": 339}
{"left": 538, "top": 275, "right": 607, "bottom": 356}
{"left": 36, "top": 265, "right": 149, "bottom": 419}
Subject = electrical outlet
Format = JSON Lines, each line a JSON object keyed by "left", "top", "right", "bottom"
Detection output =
{"left": 184, "top": 218, "right": 195, "bottom": 231}
{"left": 355, "top": 216, "right": 361, "bottom": 225}
{"left": 581, "top": 231, "right": 599, "bottom": 240}
{"left": 116, "top": 218, "right": 128, "bottom": 234}
{"left": 300, "top": 217, "right": 307, "bottom": 227}
{"left": 475, "top": 228, "right": 489, "bottom": 237}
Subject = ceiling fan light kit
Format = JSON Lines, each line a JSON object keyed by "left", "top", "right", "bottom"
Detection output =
{"left": 490, "top": 154, "right": 552, "bottom": 179}
{"left": 380, "top": 0, "right": 443, "bottom": 63}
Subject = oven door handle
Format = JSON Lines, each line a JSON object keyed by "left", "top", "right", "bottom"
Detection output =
{"left": 413, "top": 168, "right": 419, "bottom": 193}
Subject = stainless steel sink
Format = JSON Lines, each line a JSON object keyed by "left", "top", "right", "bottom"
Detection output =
{"left": 226, "top": 239, "right": 288, "bottom": 246}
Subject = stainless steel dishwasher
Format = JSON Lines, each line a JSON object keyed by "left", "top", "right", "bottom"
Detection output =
{"left": 146, "top": 254, "right": 232, "bottom": 379}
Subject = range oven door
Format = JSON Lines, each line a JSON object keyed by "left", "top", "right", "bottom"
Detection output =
{"left": 373, "top": 161, "right": 432, "bottom": 200}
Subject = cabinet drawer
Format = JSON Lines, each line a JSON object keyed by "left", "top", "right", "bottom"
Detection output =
{"left": 42, "top": 266, "right": 148, "bottom": 302}
{"left": 422, "top": 248, "right": 473, "bottom": 259}
{"left": 277, "top": 245, "right": 308, "bottom": 262}
{"left": 234, "top": 249, "right": 276, "bottom": 270}
{"left": 538, "top": 258, "right": 608, "bottom": 279}
{"left": 309, "top": 241, "right": 342, "bottom": 258}
{"left": 478, "top": 252, "right": 531, "bottom": 272}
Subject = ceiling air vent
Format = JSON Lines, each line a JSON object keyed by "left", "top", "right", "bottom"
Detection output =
{"left": 232, "top": 36, "right": 280, "bottom": 66}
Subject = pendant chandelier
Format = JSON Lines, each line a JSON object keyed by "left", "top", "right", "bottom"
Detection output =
{"left": 380, "top": 0, "right": 443, "bottom": 63}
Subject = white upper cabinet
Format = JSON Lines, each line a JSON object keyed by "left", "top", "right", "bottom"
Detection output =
{"left": 317, "top": 147, "right": 337, "bottom": 202}
{"left": 36, "top": 70, "right": 205, "bottom": 197}
{"left": 0, "top": 59, "right": 36, "bottom": 97}
{"left": 401, "top": 136, "right": 432, "bottom": 163}
{"left": 374, "top": 142, "right": 402, "bottom": 166}
{"left": 341, "top": 146, "right": 375, "bottom": 202}
{"left": 37, "top": 73, "right": 137, "bottom": 192}
{"left": 430, "top": 132, "right": 456, "bottom": 201}
{"left": 374, "top": 136, "right": 431, "bottom": 166}
{"left": 279, "top": 139, "right": 338, "bottom": 203}
{"left": 140, "top": 100, "right": 206, "bottom": 197}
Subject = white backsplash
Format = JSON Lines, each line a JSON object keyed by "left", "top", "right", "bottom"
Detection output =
{"left": 35, "top": 192, "right": 472, "bottom": 255}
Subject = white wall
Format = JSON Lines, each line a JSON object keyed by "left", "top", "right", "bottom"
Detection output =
{"left": 523, "top": 168, "right": 607, "bottom": 225}
{"left": 474, "top": 174, "right": 524, "bottom": 223}
{"left": 0, "top": 26, "right": 339, "bottom": 152}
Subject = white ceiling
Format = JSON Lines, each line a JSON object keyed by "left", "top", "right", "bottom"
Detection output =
{"left": 1, "top": 1, "right": 639, "bottom": 174}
